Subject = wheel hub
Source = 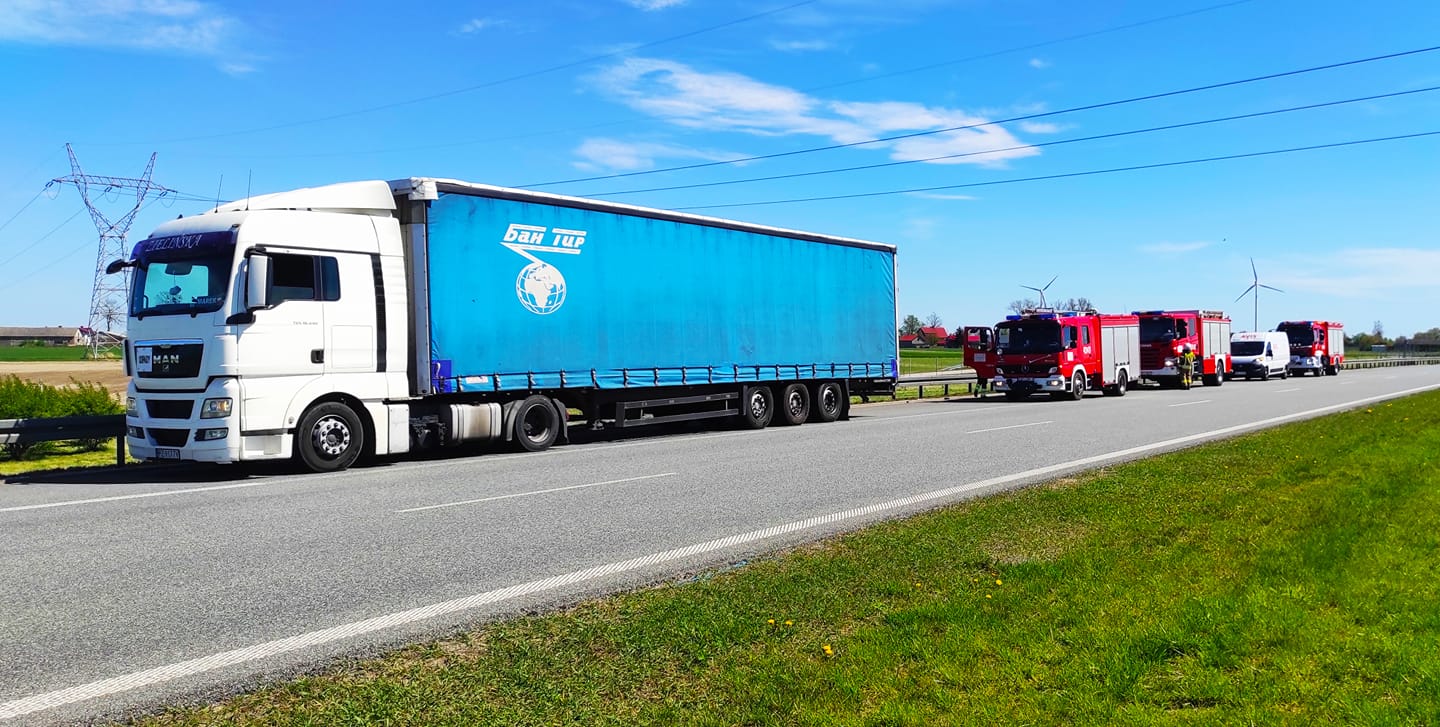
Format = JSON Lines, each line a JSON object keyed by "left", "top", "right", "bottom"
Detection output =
{"left": 312, "top": 416, "right": 350, "bottom": 458}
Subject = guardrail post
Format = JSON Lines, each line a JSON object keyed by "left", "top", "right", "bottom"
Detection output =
{"left": 116, "top": 434, "right": 125, "bottom": 467}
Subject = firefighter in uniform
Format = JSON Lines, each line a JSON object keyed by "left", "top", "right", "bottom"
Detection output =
{"left": 1178, "top": 345, "right": 1197, "bottom": 389}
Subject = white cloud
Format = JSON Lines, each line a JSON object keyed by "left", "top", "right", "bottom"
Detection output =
{"left": 1029, "top": 58, "right": 1051, "bottom": 69}
{"left": 625, "top": 0, "right": 687, "bottom": 10}
{"left": 0, "top": 0, "right": 253, "bottom": 69}
{"left": 1138, "top": 241, "right": 1214, "bottom": 255}
{"left": 1270, "top": 248, "right": 1440, "bottom": 298}
{"left": 906, "top": 192, "right": 976, "bottom": 201}
{"left": 457, "top": 17, "right": 498, "bottom": 34}
{"left": 591, "top": 57, "right": 1039, "bottom": 168}
{"left": 573, "top": 138, "right": 741, "bottom": 172}
{"left": 770, "top": 38, "right": 834, "bottom": 52}
{"left": 1018, "top": 121, "right": 1063, "bottom": 134}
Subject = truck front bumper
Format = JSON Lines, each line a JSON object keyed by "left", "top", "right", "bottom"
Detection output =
{"left": 126, "top": 378, "right": 244, "bottom": 464}
{"left": 992, "top": 375, "right": 1067, "bottom": 393}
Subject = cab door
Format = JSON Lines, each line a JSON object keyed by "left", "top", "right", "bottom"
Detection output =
{"left": 963, "top": 326, "right": 995, "bottom": 378}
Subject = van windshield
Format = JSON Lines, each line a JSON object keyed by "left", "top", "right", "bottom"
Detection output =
{"left": 1231, "top": 341, "right": 1265, "bottom": 356}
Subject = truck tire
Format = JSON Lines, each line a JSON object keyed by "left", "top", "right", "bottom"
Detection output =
{"left": 513, "top": 395, "right": 560, "bottom": 452}
{"left": 1104, "top": 369, "right": 1128, "bottom": 396}
{"left": 296, "top": 401, "right": 365, "bottom": 473}
{"left": 809, "top": 382, "right": 843, "bottom": 423}
{"left": 1203, "top": 363, "right": 1224, "bottom": 387}
{"left": 776, "top": 383, "right": 810, "bottom": 426}
{"left": 740, "top": 385, "right": 774, "bottom": 429}
{"left": 1068, "top": 371, "right": 1085, "bottom": 400}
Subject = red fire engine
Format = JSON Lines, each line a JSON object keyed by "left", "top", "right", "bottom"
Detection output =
{"left": 1276, "top": 320, "right": 1345, "bottom": 376}
{"left": 1135, "top": 310, "right": 1232, "bottom": 388}
{"left": 961, "top": 326, "right": 997, "bottom": 389}
{"left": 970, "top": 310, "right": 1140, "bottom": 401}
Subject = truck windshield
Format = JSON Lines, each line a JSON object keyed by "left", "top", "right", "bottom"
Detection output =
{"left": 996, "top": 321, "right": 1061, "bottom": 354}
{"left": 130, "top": 255, "right": 232, "bottom": 318}
{"left": 1278, "top": 324, "right": 1315, "bottom": 346}
{"left": 1231, "top": 341, "right": 1265, "bottom": 356}
{"left": 1139, "top": 317, "right": 1178, "bottom": 343}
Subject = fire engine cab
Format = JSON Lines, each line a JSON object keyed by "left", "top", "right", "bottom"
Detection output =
{"left": 1135, "top": 310, "right": 1232, "bottom": 388}
{"left": 972, "top": 310, "right": 1140, "bottom": 401}
{"left": 1276, "top": 320, "right": 1345, "bottom": 376}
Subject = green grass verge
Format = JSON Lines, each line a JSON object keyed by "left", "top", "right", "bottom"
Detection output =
{"left": 0, "top": 440, "right": 135, "bottom": 476}
{"left": 898, "top": 348, "right": 966, "bottom": 374}
{"left": 138, "top": 392, "right": 1440, "bottom": 725}
{"left": 0, "top": 346, "right": 115, "bottom": 361}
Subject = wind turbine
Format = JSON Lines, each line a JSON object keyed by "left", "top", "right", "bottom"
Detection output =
{"left": 1234, "top": 257, "right": 1283, "bottom": 330}
{"left": 1021, "top": 276, "right": 1057, "bottom": 310}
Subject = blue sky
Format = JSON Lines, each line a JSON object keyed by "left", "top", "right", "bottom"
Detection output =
{"left": 1, "top": 0, "right": 1437, "bottom": 338}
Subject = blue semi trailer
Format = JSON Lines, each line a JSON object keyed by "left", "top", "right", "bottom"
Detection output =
{"left": 113, "top": 177, "right": 898, "bottom": 472}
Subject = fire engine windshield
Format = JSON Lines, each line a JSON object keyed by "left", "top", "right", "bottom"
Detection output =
{"left": 1277, "top": 324, "right": 1316, "bottom": 346}
{"left": 996, "top": 320, "right": 1061, "bottom": 354}
{"left": 1139, "top": 317, "right": 1178, "bottom": 343}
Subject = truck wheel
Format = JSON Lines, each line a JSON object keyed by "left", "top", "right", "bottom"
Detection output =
{"left": 809, "top": 382, "right": 843, "bottom": 423}
{"left": 296, "top": 401, "right": 365, "bottom": 473}
{"left": 776, "top": 383, "right": 810, "bottom": 426}
{"left": 1204, "top": 364, "right": 1223, "bottom": 387}
{"left": 1105, "top": 370, "right": 1128, "bottom": 396}
{"left": 1068, "top": 371, "right": 1085, "bottom": 400}
{"left": 740, "top": 385, "right": 774, "bottom": 429}
{"left": 513, "top": 395, "right": 560, "bottom": 452}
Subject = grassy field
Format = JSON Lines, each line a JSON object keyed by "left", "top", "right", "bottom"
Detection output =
{"left": 898, "top": 347, "right": 966, "bottom": 374}
{"left": 0, "top": 440, "right": 135, "bottom": 476}
{"left": 136, "top": 392, "right": 1440, "bottom": 725}
{"left": 0, "top": 346, "right": 115, "bottom": 362}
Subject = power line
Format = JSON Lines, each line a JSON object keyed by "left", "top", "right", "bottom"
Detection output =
{"left": 521, "top": 44, "right": 1440, "bottom": 188}
{"left": 94, "top": 1, "right": 819, "bottom": 146}
{"left": 672, "top": 130, "right": 1440, "bottom": 210}
{"left": 581, "top": 85, "right": 1440, "bottom": 197}
{"left": 0, "top": 207, "right": 84, "bottom": 269}
{"left": 0, "top": 185, "right": 51, "bottom": 235}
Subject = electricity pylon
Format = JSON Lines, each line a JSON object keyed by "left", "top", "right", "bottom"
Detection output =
{"left": 51, "top": 144, "right": 172, "bottom": 357}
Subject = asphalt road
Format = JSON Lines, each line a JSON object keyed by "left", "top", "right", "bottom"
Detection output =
{"left": 2, "top": 366, "right": 1438, "bottom": 724}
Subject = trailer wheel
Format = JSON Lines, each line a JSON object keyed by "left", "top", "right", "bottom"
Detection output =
{"left": 776, "top": 383, "right": 810, "bottom": 426}
{"left": 296, "top": 401, "right": 365, "bottom": 473}
{"left": 513, "top": 395, "right": 560, "bottom": 452}
{"left": 1105, "top": 369, "right": 1128, "bottom": 396}
{"left": 809, "top": 382, "right": 843, "bottom": 423}
{"left": 740, "top": 385, "right": 774, "bottom": 429}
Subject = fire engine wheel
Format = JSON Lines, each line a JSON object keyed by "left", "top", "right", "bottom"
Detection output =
{"left": 1105, "top": 369, "right": 1128, "bottom": 396}
{"left": 740, "top": 385, "right": 774, "bottom": 429}
{"left": 1057, "top": 371, "right": 1084, "bottom": 401}
{"left": 296, "top": 401, "right": 365, "bottom": 473}
{"left": 513, "top": 395, "right": 560, "bottom": 452}
{"left": 776, "top": 383, "right": 810, "bottom": 426}
{"left": 1204, "top": 366, "right": 1224, "bottom": 386}
{"left": 809, "top": 382, "right": 844, "bottom": 423}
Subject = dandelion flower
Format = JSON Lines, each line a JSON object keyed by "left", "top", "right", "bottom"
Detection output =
{"left": 996, "top": 579, "right": 1003, "bottom": 585}
{"left": 986, "top": 594, "right": 992, "bottom": 599}
{"left": 785, "top": 620, "right": 793, "bottom": 626}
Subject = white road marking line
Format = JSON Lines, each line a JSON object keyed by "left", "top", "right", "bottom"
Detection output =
{"left": 1339, "top": 381, "right": 1356, "bottom": 385}
{"left": 1274, "top": 388, "right": 1301, "bottom": 393}
{"left": 4, "top": 383, "right": 1437, "bottom": 721}
{"left": 396, "top": 473, "right": 678, "bottom": 513}
{"left": 0, "top": 481, "right": 287, "bottom": 514}
{"left": 966, "top": 421, "right": 1052, "bottom": 434}
{"left": 1168, "top": 400, "right": 1211, "bottom": 408}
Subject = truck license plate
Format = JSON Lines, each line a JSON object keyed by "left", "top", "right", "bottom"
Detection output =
{"left": 156, "top": 448, "right": 180, "bottom": 460}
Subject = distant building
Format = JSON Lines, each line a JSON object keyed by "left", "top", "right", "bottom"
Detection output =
{"left": 0, "top": 326, "right": 83, "bottom": 347}
{"left": 918, "top": 326, "right": 948, "bottom": 346}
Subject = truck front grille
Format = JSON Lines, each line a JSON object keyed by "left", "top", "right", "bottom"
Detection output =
{"left": 149, "top": 428, "right": 190, "bottom": 447}
{"left": 145, "top": 400, "right": 194, "bottom": 419}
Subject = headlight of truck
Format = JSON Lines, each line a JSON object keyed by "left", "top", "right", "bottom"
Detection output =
{"left": 1164, "top": 357, "right": 1176, "bottom": 367}
{"left": 201, "top": 398, "right": 233, "bottom": 418}
{"left": 126, "top": 397, "right": 137, "bottom": 417}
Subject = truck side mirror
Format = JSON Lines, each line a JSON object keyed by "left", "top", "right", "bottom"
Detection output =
{"left": 105, "top": 259, "right": 130, "bottom": 275}
{"left": 246, "top": 254, "right": 270, "bottom": 310}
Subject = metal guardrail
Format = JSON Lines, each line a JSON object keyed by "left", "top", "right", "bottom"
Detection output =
{"left": 1343, "top": 357, "right": 1440, "bottom": 369}
{"left": 0, "top": 414, "right": 127, "bottom": 466}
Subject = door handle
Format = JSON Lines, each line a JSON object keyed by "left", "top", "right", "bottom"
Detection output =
{"left": 311, "top": 349, "right": 324, "bottom": 364}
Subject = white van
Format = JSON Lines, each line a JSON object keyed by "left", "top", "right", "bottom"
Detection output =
{"left": 1229, "top": 331, "right": 1290, "bottom": 381}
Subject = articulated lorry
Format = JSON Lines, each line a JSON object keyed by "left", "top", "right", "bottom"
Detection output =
{"left": 114, "top": 178, "right": 898, "bottom": 472}
{"left": 1135, "top": 309, "right": 1232, "bottom": 387}
{"left": 972, "top": 310, "right": 1139, "bottom": 401}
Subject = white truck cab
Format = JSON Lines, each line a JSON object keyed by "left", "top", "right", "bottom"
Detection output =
{"left": 1228, "top": 331, "right": 1289, "bottom": 381}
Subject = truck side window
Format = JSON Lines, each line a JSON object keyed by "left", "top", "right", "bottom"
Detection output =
{"left": 1176, "top": 320, "right": 1189, "bottom": 338}
{"left": 1063, "top": 326, "right": 1076, "bottom": 349}
{"left": 1081, "top": 327, "right": 1091, "bottom": 345}
{"left": 269, "top": 254, "right": 342, "bottom": 303}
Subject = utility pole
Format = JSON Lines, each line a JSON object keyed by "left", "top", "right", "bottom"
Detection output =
{"left": 51, "top": 144, "right": 172, "bottom": 358}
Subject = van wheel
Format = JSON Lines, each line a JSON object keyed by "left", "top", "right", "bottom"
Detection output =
{"left": 740, "top": 385, "right": 774, "bottom": 429}
{"left": 777, "top": 383, "right": 810, "bottom": 426}
{"left": 513, "top": 395, "right": 560, "bottom": 452}
{"left": 1260, "top": 368, "right": 1269, "bottom": 381}
{"left": 296, "top": 401, "right": 365, "bottom": 473}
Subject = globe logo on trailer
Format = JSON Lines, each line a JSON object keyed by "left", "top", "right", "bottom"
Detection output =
{"left": 515, "top": 262, "right": 566, "bottom": 315}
